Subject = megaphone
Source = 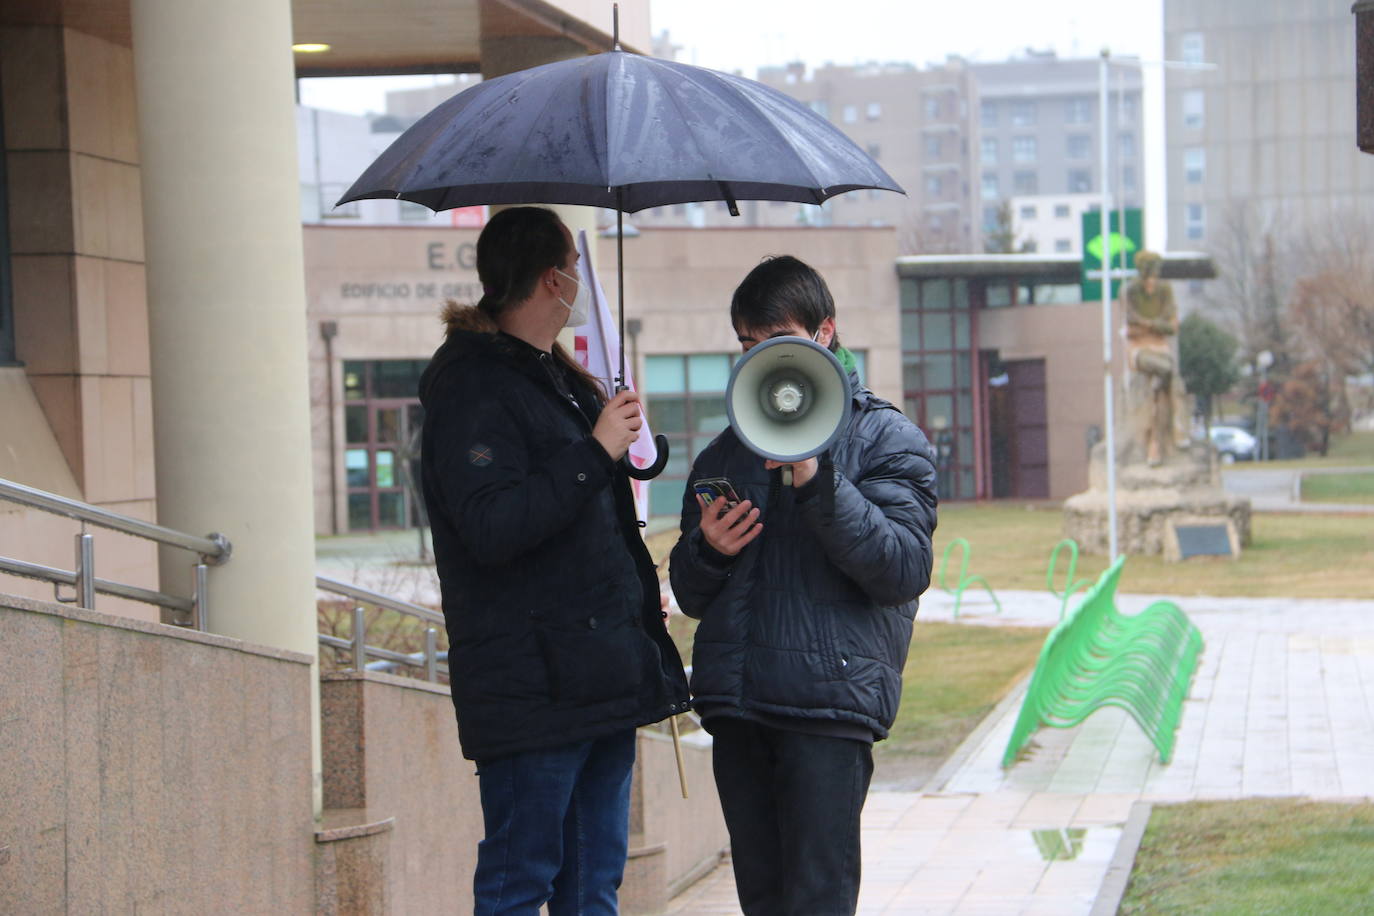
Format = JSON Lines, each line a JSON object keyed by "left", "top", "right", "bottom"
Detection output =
{"left": 726, "top": 337, "right": 851, "bottom": 464}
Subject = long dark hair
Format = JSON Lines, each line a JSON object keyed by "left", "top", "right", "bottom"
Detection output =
{"left": 730, "top": 255, "right": 841, "bottom": 352}
{"left": 475, "top": 207, "right": 606, "bottom": 399}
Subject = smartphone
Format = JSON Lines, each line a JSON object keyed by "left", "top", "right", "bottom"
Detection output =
{"left": 693, "top": 477, "right": 741, "bottom": 511}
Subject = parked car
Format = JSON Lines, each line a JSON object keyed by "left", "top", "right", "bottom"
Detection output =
{"left": 1209, "top": 425, "right": 1258, "bottom": 462}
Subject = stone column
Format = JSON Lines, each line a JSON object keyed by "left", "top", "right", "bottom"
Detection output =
{"left": 131, "top": 0, "right": 321, "bottom": 810}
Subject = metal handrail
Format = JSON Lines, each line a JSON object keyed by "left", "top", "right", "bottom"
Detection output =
{"left": 0, "top": 477, "right": 230, "bottom": 562}
{"left": 0, "top": 475, "right": 227, "bottom": 628}
{"left": 316, "top": 577, "right": 448, "bottom": 683}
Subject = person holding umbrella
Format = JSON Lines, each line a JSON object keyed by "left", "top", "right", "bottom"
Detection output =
{"left": 417, "top": 206, "right": 689, "bottom": 915}
{"left": 670, "top": 255, "right": 938, "bottom": 916}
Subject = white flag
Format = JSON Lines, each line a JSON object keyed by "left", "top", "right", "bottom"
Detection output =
{"left": 571, "top": 230, "right": 655, "bottom": 522}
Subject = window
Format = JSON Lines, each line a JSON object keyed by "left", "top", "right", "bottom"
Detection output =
{"left": 926, "top": 175, "right": 944, "bottom": 195}
{"left": 1019, "top": 205, "right": 1037, "bottom": 220}
{"left": 1066, "top": 134, "right": 1091, "bottom": 159}
{"left": 1055, "top": 238, "right": 1072, "bottom": 253}
{"left": 1065, "top": 98, "right": 1092, "bottom": 124}
{"left": 399, "top": 201, "right": 431, "bottom": 221}
{"left": 924, "top": 97, "right": 942, "bottom": 119}
{"left": 1013, "top": 170, "right": 1038, "bottom": 194}
{"left": 1118, "top": 132, "right": 1136, "bottom": 158}
{"left": 1182, "top": 90, "right": 1204, "bottom": 130}
{"left": 982, "top": 205, "right": 1001, "bottom": 231}
{"left": 979, "top": 138, "right": 997, "bottom": 164}
{"left": 1054, "top": 204, "right": 1071, "bottom": 219}
{"left": 644, "top": 353, "right": 734, "bottom": 517}
{"left": 980, "top": 101, "right": 997, "bottom": 126}
{"left": 867, "top": 143, "right": 882, "bottom": 161}
{"left": 323, "top": 184, "right": 361, "bottom": 219}
{"left": 981, "top": 172, "right": 999, "bottom": 200}
{"left": 1010, "top": 101, "right": 1036, "bottom": 126}
{"left": 810, "top": 99, "right": 830, "bottom": 119}
{"left": 1180, "top": 32, "right": 1204, "bottom": 65}
{"left": 1012, "top": 136, "right": 1037, "bottom": 163}
{"left": 342, "top": 360, "right": 430, "bottom": 532}
{"left": 1120, "top": 95, "right": 1138, "bottom": 120}
{"left": 1122, "top": 165, "right": 1137, "bottom": 192}
{"left": 1186, "top": 203, "right": 1205, "bottom": 240}
{"left": 1184, "top": 148, "right": 1205, "bottom": 184}
{"left": 866, "top": 101, "right": 882, "bottom": 120}
{"left": 1067, "top": 168, "right": 1092, "bottom": 192}
{"left": 928, "top": 136, "right": 945, "bottom": 158}
{"left": 842, "top": 104, "right": 858, "bottom": 123}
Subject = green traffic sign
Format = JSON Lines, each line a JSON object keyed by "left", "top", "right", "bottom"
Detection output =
{"left": 1081, "top": 208, "right": 1143, "bottom": 301}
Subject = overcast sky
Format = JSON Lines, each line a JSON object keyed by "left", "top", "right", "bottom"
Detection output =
{"left": 652, "top": 0, "right": 1161, "bottom": 74}
{"left": 299, "top": 0, "right": 1163, "bottom": 113}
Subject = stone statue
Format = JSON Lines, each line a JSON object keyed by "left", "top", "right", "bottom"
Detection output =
{"left": 1122, "top": 251, "right": 1190, "bottom": 466}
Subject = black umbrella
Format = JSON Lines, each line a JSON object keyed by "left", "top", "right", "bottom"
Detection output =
{"left": 339, "top": 12, "right": 904, "bottom": 478}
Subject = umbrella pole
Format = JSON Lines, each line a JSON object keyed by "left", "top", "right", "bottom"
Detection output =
{"left": 617, "top": 192, "right": 626, "bottom": 392}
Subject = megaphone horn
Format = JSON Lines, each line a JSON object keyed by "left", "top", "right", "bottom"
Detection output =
{"left": 726, "top": 337, "right": 851, "bottom": 464}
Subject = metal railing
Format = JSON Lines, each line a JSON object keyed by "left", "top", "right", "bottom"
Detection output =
{"left": 0, "top": 476, "right": 231, "bottom": 629}
{"left": 316, "top": 575, "right": 449, "bottom": 683}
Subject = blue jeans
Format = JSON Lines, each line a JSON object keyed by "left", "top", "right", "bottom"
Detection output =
{"left": 473, "top": 729, "right": 636, "bottom": 916}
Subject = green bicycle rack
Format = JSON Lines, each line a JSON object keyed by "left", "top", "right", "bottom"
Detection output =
{"left": 937, "top": 537, "right": 1002, "bottom": 620}
{"left": 1002, "top": 555, "right": 1203, "bottom": 768}
{"left": 1046, "top": 538, "right": 1092, "bottom": 621}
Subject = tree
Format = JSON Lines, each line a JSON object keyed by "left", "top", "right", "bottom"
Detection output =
{"left": 1271, "top": 360, "right": 1348, "bottom": 457}
{"left": 1178, "top": 312, "right": 1241, "bottom": 424}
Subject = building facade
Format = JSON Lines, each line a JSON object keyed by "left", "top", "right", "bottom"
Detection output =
{"left": 1164, "top": 0, "right": 1374, "bottom": 312}
{"left": 972, "top": 52, "right": 1145, "bottom": 248}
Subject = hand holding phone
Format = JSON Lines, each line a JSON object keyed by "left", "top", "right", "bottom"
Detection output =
{"left": 693, "top": 477, "right": 762, "bottom": 556}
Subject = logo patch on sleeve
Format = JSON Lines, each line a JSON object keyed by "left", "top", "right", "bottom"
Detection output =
{"left": 467, "top": 443, "right": 494, "bottom": 467}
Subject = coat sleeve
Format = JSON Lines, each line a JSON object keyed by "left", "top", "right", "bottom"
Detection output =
{"left": 796, "top": 410, "right": 938, "bottom": 607}
{"left": 668, "top": 463, "right": 736, "bottom": 620}
{"left": 428, "top": 380, "right": 615, "bottom": 567}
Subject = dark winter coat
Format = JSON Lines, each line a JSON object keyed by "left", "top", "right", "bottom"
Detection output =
{"left": 669, "top": 372, "right": 937, "bottom": 739}
{"left": 418, "top": 305, "right": 689, "bottom": 761}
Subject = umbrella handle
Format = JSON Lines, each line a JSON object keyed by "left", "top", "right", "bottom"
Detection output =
{"left": 624, "top": 435, "right": 669, "bottom": 480}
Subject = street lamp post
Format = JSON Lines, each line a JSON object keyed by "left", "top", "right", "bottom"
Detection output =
{"left": 1256, "top": 349, "right": 1274, "bottom": 461}
{"left": 1096, "top": 50, "right": 1218, "bottom": 560}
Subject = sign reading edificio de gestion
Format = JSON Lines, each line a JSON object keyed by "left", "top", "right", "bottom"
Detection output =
{"left": 336, "top": 240, "right": 483, "bottom": 303}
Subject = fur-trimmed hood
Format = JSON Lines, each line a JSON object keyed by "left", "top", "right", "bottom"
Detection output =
{"left": 440, "top": 300, "right": 498, "bottom": 337}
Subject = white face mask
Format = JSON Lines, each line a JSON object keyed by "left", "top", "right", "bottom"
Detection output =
{"left": 554, "top": 267, "right": 591, "bottom": 328}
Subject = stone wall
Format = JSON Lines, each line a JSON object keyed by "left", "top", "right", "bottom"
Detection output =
{"left": 0, "top": 594, "right": 316, "bottom": 911}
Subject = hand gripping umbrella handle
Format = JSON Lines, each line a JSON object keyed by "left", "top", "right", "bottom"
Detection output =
{"left": 623, "top": 435, "right": 669, "bottom": 480}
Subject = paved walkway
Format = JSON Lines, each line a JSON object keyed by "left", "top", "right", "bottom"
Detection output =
{"left": 1222, "top": 465, "right": 1374, "bottom": 514}
{"left": 667, "top": 586, "right": 1374, "bottom": 915}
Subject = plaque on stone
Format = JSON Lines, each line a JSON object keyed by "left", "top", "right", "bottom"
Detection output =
{"left": 1166, "top": 519, "right": 1239, "bottom": 562}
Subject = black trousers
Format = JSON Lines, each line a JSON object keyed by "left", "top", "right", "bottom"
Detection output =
{"left": 709, "top": 718, "right": 874, "bottom": 916}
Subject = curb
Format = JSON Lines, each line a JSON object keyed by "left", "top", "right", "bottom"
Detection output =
{"left": 1089, "top": 799, "right": 1153, "bottom": 916}
{"left": 921, "top": 673, "right": 1030, "bottom": 794}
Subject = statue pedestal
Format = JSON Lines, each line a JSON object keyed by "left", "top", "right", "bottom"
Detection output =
{"left": 1063, "top": 442, "right": 1252, "bottom": 558}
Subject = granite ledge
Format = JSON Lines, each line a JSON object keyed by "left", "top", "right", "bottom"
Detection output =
{"left": 315, "top": 809, "right": 396, "bottom": 843}
{"left": 0, "top": 590, "right": 315, "bottom": 665}
{"left": 321, "top": 668, "right": 452, "bottom": 696}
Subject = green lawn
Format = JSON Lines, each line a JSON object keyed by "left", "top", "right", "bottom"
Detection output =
{"left": 1244, "top": 429, "right": 1374, "bottom": 471}
{"left": 1121, "top": 800, "right": 1374, "bottom": 915}
{"left": 1301, "top": 471, "right": 1374, "bottom": 505}
{"left": 874, "top": 621, "right": 1047, "bottom": 789}
{"left": 934, "top": 503, "right": 1374, "bottom": 599}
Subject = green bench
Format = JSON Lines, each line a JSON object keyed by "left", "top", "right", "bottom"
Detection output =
{"left": 1002, "top": 555, "right": 1203, "bottom": 767}
{"left": 937, "top": 537, "right": 1001, "bottom": 620}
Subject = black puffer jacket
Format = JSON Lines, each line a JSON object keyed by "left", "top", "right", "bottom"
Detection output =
{"left": 419, "top": 305, "right": 689, "bottom": 761}
{"left": 669, "top": 373, "right": 937, "bottom": 738}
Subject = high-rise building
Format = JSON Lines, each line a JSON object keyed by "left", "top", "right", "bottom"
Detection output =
{"left": 1164, "top": 0, "right": 1374, "bottom": 311}
{"left": 971, "top": 51, "right": 1145, "bottom": 249}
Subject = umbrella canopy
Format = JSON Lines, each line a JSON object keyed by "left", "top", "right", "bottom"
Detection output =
{"left": 338, "top": 49, "right": 903, "bottom": 213}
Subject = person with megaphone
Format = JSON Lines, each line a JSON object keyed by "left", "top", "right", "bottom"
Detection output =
{"left": 416, "top": 207, "right": 690, "bottom": 916}
{"left": 669, "top": 255, "right": 938, "bottom": 916}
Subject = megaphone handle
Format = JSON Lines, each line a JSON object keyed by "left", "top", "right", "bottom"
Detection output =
{"left": 781, "top": 465, "right": 793, "bottom": 488}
